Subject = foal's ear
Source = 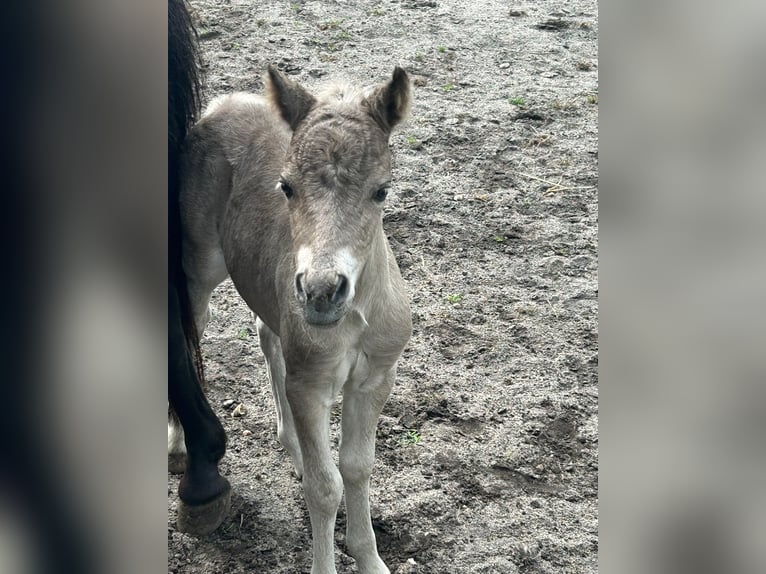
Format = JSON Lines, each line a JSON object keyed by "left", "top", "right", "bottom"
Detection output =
{"left": 266, "top": 65, "right": 317, "bottom": 130}
{"left": 363, "top": 67, "right": 412, "bottom": 134}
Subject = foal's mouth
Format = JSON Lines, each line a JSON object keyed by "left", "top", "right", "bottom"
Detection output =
{"left": 303, "top": 306, "right": 347, "bottom": 327}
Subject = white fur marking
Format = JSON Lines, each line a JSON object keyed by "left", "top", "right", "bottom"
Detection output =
{"left": 337, "top": 247, "right": 361, "bottom": 282}
{"left": 337, "top": 247, "right": 361, "bottom": 303}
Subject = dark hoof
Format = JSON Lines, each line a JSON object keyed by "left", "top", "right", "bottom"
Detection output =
{"left": 168, "top": 453, "right": 187, "bottom": 475}
{"left": 177, "top": 483, "right": 231, "bottom": 536}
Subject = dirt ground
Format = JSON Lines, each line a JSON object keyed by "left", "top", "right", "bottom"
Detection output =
{"left": 168, "top": 0, "right": 598, "bottom": 572}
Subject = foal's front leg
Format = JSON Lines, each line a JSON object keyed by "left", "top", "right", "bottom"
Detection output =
{"left": 286, "top": 372, "right": 343, "bottom": 574}
{"left": 339, "top": 368, "right": 395, "bottom": 574}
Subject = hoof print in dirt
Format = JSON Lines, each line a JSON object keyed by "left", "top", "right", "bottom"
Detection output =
{"left": 404, "top": 0, "right": 438, "bottom": 8}
{"left": 535, "top": 18, "right": 571, "bottom": 30}
{"left": 513, "top": 110, "right": 548, "bottom": 122}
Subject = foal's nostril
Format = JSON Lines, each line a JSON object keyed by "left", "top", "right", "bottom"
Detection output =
{"left": 295, "top": 273, "right": 306, "bottom": 302}
{"left": 331, "top": 275, "right": 349, "bottom": 305}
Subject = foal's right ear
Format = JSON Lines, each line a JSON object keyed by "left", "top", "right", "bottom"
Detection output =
{"left": 266, "top": 65, "right": 317, "bottom": 130}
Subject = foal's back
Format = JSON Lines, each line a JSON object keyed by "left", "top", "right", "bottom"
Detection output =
{"left": 182, "top": 92, "right": 290, "bottom": 221}
{"left": 180, "top": 92, "right": 293, "bottom": 329}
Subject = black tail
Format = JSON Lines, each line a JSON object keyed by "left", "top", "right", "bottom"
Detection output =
{"left": 168, "top": 0, "right": 205, "bottom": 383}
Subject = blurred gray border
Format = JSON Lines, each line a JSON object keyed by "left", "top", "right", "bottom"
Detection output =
{"left": 602, "top": 1, "right": 766, "bottom": 573}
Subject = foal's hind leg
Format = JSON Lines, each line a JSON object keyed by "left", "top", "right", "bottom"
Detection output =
{"left": 255, "top": 317, "right": 303, "bottom": 478}
{"left": 339, "top": 367, "right": 396, "bottom": 574}
{"left": 168, "top": 409, "right": 187, "bottom": 474}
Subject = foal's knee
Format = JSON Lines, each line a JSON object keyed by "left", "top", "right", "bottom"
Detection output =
{"left": 303, "top": 466, "right": 343, "bottom": 515}
{"left": 339, "top": 449, "right": 374, "bottom": 485}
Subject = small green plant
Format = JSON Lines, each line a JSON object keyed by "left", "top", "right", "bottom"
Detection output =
{"left": 290, "top": 2, "right": 299, "bottom": 12}
{"left": 442, "top": 83, "right": 454, "bottom": 92}
{"left": 405, "top": 134, "right": 419, "bottom": 146}
{"left": 509, "top": 96, "right": 526, "bottom": 106}
{"left": 445, "top": 293, "right": 463, "bottom": 304}
{"left": 493, "top": 235, "right": 506, "bottom": 243}
{"left": 516, "top": 303, "right": 537, "bottom": 315}
{"left": 437, "top": 45, "right": 447, "bottom": 53}
{"left": 237, "top": 328, "right": 249, "bottom": 340}
{"left": 550, "top": 98, "right": 577, "bottom": 111}
{"left": 335, "top": 30, "right": 351, "bottom": 41}
{"left": 370, "top": 8, "right": 385, "bottom": 16}
{"left": 402, "top": 430, "right": 421, "bottom": 445}
{"left": 586, "top": 94, "right": 598, "bottom": 104}
{"left": 318, "top": 19, "right": 342, "bottom": 30}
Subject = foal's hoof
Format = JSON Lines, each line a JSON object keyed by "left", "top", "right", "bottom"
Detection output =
{"left": 176, "top": 484, "right": 232, "bottom": 536}
{"left": 168, "top": 453, "right": 187, "bottom": 475}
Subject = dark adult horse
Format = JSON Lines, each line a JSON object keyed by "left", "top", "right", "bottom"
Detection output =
{"left": 168, "top": 0, "right": 231, "bottom": 534}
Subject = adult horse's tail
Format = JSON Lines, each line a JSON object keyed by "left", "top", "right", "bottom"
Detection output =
{"left": 169, "top": 0, "right": 204, "bottom": 381}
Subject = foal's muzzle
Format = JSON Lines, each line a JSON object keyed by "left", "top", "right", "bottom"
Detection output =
{"left": 295, "top": 272, "right": 350, "bottom": 325}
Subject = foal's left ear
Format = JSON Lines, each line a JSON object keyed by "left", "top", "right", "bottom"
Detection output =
{"left": 363, "top": 67, "right": 412, "bottom": 134}
{"left": 266, "top": 65, "right": 317, "bottom": 130}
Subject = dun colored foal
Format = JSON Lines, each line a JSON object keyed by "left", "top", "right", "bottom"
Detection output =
{"left": 175, "top": 66, "right": 412, "bottom": 574}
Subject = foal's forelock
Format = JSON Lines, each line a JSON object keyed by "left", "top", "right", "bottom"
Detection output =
{"left": 292, "top": 113, "right": 389, "bottom": 180}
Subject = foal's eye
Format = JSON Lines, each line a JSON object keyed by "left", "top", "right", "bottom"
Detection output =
{"left": 373, "top": 186, "right": 390, "bottom": 203}
{"left": 280, "top": 181, "right": 294, "bottom": 199}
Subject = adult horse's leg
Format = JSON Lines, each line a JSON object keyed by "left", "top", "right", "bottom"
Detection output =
{"left": 339, "top": 369, "right": 395, "bottom": 574}
{"left": 255, "top": 316, "right": 303, "bottom": 478}
{"left": 168, "top": 283, "right": 231, "bottom": 535}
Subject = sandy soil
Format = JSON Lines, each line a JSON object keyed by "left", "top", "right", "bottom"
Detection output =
{"left": 168, "top": 0, "right": 598, "bottom": 572}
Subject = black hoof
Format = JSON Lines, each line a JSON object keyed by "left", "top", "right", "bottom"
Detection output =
{"left": 176, "top": 483, "right": 231, "bottom": 535}
{"left": 168, "top": 453, "right": 188, "bottom": 475}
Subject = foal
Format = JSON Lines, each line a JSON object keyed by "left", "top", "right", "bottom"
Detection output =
{"left": 178, "top": 66, "right": 412, "bottom": 574}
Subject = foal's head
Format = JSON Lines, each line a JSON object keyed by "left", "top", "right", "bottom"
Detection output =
{"left": 266, "top": 66, "right": 411, "bottom": 326}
